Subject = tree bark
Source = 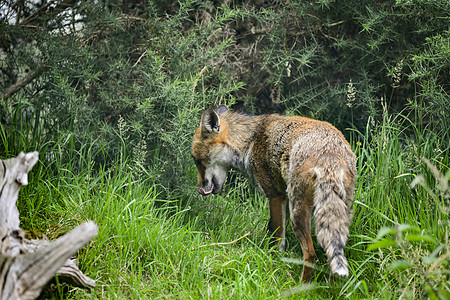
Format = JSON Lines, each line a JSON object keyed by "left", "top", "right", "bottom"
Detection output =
{"left": 0, "top": 152, "right": 97, "bottom": 300}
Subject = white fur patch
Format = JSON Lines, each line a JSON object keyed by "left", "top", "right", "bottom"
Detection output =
{"left": 334, "top": 266, "right": 349, "bottom": 277}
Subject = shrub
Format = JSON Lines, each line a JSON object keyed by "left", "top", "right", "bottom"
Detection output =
{"left": 1, "top": 0, "right": 449, "bottom": 197}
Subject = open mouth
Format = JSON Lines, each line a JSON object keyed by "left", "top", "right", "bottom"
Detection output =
{"left": 198, "top": 177, "right": 220, "bottom": 196}
{"left": 198, "top": 183, "right": 214, "bottom": 195}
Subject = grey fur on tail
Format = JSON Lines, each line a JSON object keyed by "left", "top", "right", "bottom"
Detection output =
{"left": 313, "top": 166, "right": 351, "bottom": 277}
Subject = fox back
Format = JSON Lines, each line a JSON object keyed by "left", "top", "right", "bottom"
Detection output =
{"left": 192, "top": 106, "right": 356, "bottom": 281}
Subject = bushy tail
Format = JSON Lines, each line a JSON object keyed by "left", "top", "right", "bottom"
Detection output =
{"left": 313, "top": 166, "right": 351, "bottom": 277}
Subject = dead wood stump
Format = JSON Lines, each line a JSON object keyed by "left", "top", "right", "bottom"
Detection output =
{"left": 0, "top": 152, "right": 98, "bottom": 300}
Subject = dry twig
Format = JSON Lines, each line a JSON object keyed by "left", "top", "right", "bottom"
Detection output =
{"left": 198, "top": 232, "right": 251, "bottom": 249}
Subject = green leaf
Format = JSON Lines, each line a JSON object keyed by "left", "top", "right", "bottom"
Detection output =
{"left": 376, "top": 227, "right": 397, "bottom": 239}
{"left": 367, "top": 239, "right": 397, "bottom": 251}
{"left": 425, "top": 285, "right": 441, "bottom": 300}
{"left": 422, "top": 245, "right": 445, "bottom": 264}
{"left": 406, "top": 234, "right": 436, "bottom": 244}
{"left": 390, "top": 260, "right": 414, "bottom": 270}
{"left": 397, "top": 224, "right": 420, "bottom": 232}
{"left": 422, "top": 256, "right": 438, "bottom": 265}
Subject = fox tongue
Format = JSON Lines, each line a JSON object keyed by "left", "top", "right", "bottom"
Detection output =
{"left": 198, "top": 183, "right": 214, "bottom": 196}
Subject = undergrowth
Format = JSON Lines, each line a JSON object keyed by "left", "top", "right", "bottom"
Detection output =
{"left": 1, "top": 99, "right": 447, "bottom": 299}
{"left": 1, "top": 1, "right": 449, "bottom": 298}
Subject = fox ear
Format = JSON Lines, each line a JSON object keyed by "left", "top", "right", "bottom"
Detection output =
{"left": 215, "top": 105, "right": 229, "bottom": 114}
{"left": 200, "top": 109, "right": 220, "bottom": 136}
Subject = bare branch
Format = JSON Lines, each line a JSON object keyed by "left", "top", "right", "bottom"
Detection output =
{"left": 21, "top": 0, "right": 55, "bottom": 24}
{"left": 0, "top": 62, "right": 47, "bottom": 101}
{"left": 198, "top": 232, "right": 251, "bottom": 249}
{"left": 15, "top": 0, "right": 25, "bottom": 25}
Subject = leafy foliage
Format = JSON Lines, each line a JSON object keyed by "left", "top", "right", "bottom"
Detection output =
{"left": 1, "top": 1, "right": 449, "bottom": 298}
{"left": 6, "top": 97, "right": 448, "bottom": 299}
{"left": 2, "top": 1, "right": 449, "bottom": 185}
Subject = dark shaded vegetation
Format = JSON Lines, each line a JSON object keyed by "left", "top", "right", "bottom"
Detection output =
{"left": 0, "top": 1, "right": 448, "bottom": 298}
{"left": 2, "top": 0, "right": 449, "bottom": 191}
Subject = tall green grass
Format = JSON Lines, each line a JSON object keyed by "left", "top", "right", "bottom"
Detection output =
{"left": 2, "top": 102, "right": 448, "bottom": 299}
{"left": 343, "top": 103, "right": 449, "bottom": 299}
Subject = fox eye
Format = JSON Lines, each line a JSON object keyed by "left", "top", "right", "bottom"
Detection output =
{"left": 192, "top": 155, "right": 202, "bottom": 167}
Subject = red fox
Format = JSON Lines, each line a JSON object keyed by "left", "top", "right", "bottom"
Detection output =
{"left": 191, "top": 105, "right": 356, "bottom": 282}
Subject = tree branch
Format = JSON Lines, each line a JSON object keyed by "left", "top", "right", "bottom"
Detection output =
{"left": 0, "top": 62, "right": 47, "bottom": 101}
{"left": 21, "top": 0, "right": 73, "bottom": 26}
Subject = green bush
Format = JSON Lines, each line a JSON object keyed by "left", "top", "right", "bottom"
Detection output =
{"left": 1, "top": 1, "right": 449, "bottom": 294}
{"left": 2, "top": 1, "right": 242, "bottom": 194}
{"left": 1, "top": 0, "right": 449, "bottom": 219}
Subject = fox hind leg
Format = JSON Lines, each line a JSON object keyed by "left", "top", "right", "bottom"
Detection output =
{"left": 267, "top": 195, "right": 286, "bottom": 251}
{"left": 289, "top": 191, "right": 316, "bottom": 282}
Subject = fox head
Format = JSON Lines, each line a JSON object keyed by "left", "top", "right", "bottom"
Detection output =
{"left": 192, "top": 105, "right": 233, "bottom": 196}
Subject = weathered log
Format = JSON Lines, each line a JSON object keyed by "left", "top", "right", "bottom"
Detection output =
{"left": 0, "top": 152, "right": 98, "bottom": 300}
